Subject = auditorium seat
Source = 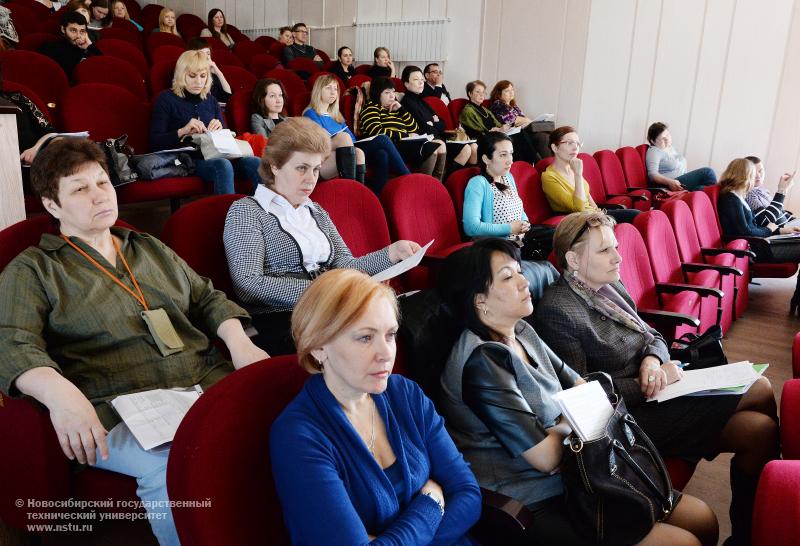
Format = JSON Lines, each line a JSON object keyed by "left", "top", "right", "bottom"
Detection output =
{"left": 315, "top": 49, "right": 331, "bottom": 65}
{"left": 781, "top": 379, "right": 800, "bottom": 458}
{"left": 533, "top": 156, "right": 554, "bottom": 174}
{"left": 390, "top": 77, "right": 406, "bottom": 92}
{"left": 265, "top": 68, "right": 307, "bottom": 100}
{"left": 212, "top": 48, "right": 245, "bottom": 68}
{"left": 176, "top": 13, "right": 206, "bottom": 40}
{"left": 3, "top": 80, "right": 53, "bottom": 126}
{"left": 794, "top": 332, "right": 800, "bottom": 378}
{"left": 0, "top": 50, "right": 69, "bottom": 120}
{"left": 226, "top": 24, "right": 249, "bottom": 44}
{"left": 5, "top": 3, "right": 40, "bottom": 37}
{"left": 17, "top": 32, "right": 60, "bottom": 52}
{"left": 120, "top": 0, "right": 141, "bottom": 20}
{"left": 149, "top": 44, "right": 185, "bottom": 66}
{"left": 148, "top": 61, "right": 176, "bottom": 98}
{"left": 73, "top": 56, "right": 148, "bottom": 101}
{"left": 146, "top": 31, "right": 185, "bottom": 58}
{"left": 307, "top": 71, "right": 345, "bottom": 94}
{"left": 248, "top": 53, "right": 282, "bottom": 77}
{"left": 595, "top": 148, "right": 651, "bottom": 210}
{"left": 233, "top": 39, "right": 266, "bottom": 66}
{"left": 510, "top": 161, "right": 565, "bottom": 226}
{"left": 268, "top": 41, "right": 286, "bottom": 59}
{"left": 354, "top": 64, "right": 372, "bottom": 76}
{"left": 287, "top": 90, "right": 311, "bottom": 116}
{"left": 100, "top": 27, "right": 143, "bottom": 50}
{"left": 753, "top": 460, "right": 800, "bottom": 546}
{"left": 447, "top": 98, "right": 468, "bottom": 125}
{"left": 422, "top": 96, "right": 454, "bottom": 130}
{"left": 287, "top": 57, "right": 321, "bottom": 76}
{"left": 579, "top": 152, "right": 632, "bottom": 209}
{"left": 614, "top": 146, "right": 667, "bottom": 199}
{"left": 218, "top": 66, "right": 257, "bottom": 94}
{"left": 347, "top": 74, "right": 371, "bottom": 89}
{"left": 254, "top": 35, "right": 277, "bottom": 50}
{"left": 443, "top": 166, "right": 480, "bottom": 236}
{"left": 141, "top": 3, "right": 164, "bottom": 28}
{"left": 224, "top": 88, "right": 254, "bottom": 134}
{"left": 97, "top": 38, "right": 149, "bottom": 79}
{"left": 110, "top": 17, "right": 140, "bottom": 34}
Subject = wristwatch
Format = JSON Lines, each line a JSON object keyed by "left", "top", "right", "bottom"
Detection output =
{"left": 422, "top": 491, "right": 445, "bottom": 516}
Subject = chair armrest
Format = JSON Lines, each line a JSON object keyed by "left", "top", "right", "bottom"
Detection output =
{"left": 469, "top": 487, "right": 534, "bottom": 545}
{"left": 645, "top": 186, "right": 670, "bottom": 194}
{"left": 700, "top": 247, "right": 756, "bottom": 259}
{"left": 607, "top": 193, "right": 649, "bottom": 202}
{"left": 780, "top": 380, "right": 800, "bottom": 459}
{"left": 423, "top": 242, "right": 472, "bottom": 262}
{"left": 681, "top": 262, "right": 743, "bottom": 276}
{"left": 638, "top": 308, "right": 701, "bottom": 329}
{"left": 720, "top": 234, "right": 766, "bottom": 246}
{"left": 597, "top": 202, "right": 625, "bottom": 210}
{"left": 655, "top": 282, "right": 724, "bottom": 299}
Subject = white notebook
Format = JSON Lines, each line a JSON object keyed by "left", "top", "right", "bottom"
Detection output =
{"left": 553, "top": 381, "right": 614, "bottom": 441}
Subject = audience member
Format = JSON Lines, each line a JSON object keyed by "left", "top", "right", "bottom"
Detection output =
{"left": 745, "top": 155, "right": 796, "bottom": 227}
{"left": 717, "top": 158, "right": 800, "bottom": 314}
{"left": 645, "top": 122, "right": 717, "bottom": 191}
{"left": 438, "top": 238, "right": 718, "bottom": 546}
{"left": 36, "top": 0, "right": 64, "bottom": 13}
{"left": 0, "top": 138, "right": 268, "bottom": 546}
{"left": 87, "top": 0, "right": 111, "bottom": 30}
{"left": 271, "top": 268, "right": 481, "bottom": 544}
{"left": 462, "top": 132, "right": 558, "bottom": 298}
{"left": 533, "top": 210, "right": 780, "bottom": 545}
{"left": 281, "top": 22, "right": 322, "bottom": 65}
{"left": 250, "top": 78, "right": 286, "bottom": 138}
{"left": 421, "top": 62, "right": 451, "bottom": 104}
{"left": 329, "top": 46, "right": 355, "bottom": 84}
{"left": 39, "top": 11, "right": 102, "bottom": 81}
{"left": 489, "top": 79, "right": 550, "bottom": 162}
{"left": 150, "top": 50, "right": 261, "bottom": 194}
{"left": 223, "top": 117, "right": 419, "bottom": 355}
{"left": 277, "top": 26, "right": 293, "bottom": 46}
{"left": 303, "top": 74, "right": 409, "bottom": 192}
{"left": 360, "top": 77, "right": 447, "bottom": 181}
{"left": 186, "top": 37, "right": 233, "bottom": 103}
{"left": 540, "top": 126, "right": 639, "bottom": 223}
{"left": 200, "top": 8, "right": 234, "bottom": 49}
{"left": 111, "top": 0, "right": 142, "bottom": 31}
{"left": 400, "top": 65, "right": 477, "bottom": 170}
{"left": 368, "top": 46, "right": 395, "bottom": 79}
{"left": 154, "top": 7, "right": 180, "bottom": 37}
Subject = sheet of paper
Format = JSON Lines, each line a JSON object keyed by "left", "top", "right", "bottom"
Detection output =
{"left": 110, "top": 387, "right": 202, "bottom": 450}
{"left": 767, "top": 232, "right": 800, "bottom": 243}
{"left": 209, "top": 129, "right": 241, "bottom": 155}
{"left": 148, "top": 146, "right": 196, "bottom": 154}
{"left": 504, "top": 126, "right": 521, "bottom": 136}
{"left": 553, "top": 380, "right": 614, "bottom": 441}
{"left": 532, "top": 113, "right": 555, "bottom": 123}
{"left": 686, "top": 364, "right": 768, "bottom": 396}
{"left": 649, "top": 361, "right": 759, "bottom": 403}
{"left": 401, "top": 134, "right": 433, "bottom": 141}
{"left": 371, "top": 240, "right": 434, "bottom": 283}
{"left": 357, "top": 135, "right": 378, "bottom": 143}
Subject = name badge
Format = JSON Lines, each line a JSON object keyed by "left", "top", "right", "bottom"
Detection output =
{"left": 141, "top": 308, "right": 185, "bottom": 357}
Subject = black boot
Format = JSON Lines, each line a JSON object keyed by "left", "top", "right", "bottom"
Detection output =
{"left": 432, "top": 153, "right": 447, "bottom": 182}
{"left": 727, "top": 464, "right": 761, "bottom": 546}
{"left": 791, "top": 273, "right": 800, "bottom": 316}
{"left": 355, "top": 164, "right": 366, "bottom": 184}
{"left": 335, "top": 146, "right": 357, "bottom": 180}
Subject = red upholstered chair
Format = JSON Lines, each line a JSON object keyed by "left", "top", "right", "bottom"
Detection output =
{"left": 99, "top": 26, "right": 143, "bottom": 49}
{"left": 211, "top": 49, "right": 244, "bottom": 68}
{"left": 533, "top": 156, "right": 554, "bottom": 174}
{"left": 354, "top": 64, "right": 371, "bottom": 76}
{"left": 661, "top": 199, "right": 741, "bottom": 330}
{"left": 148, "top": 61, "right": 176, "bottom": 98}
{"left": 781, "top": 379, "right": 800, "bottom": 458}
{"left": 121, "top": 0, "right": 141, "bottom": 20}
{"left": 17, "top": 32, "right": 61, "bottom": 52}
{"left": 150, "top": 44, "right": 185, "bottom": 66}
{"left": 443, "top": 166, "right": 480, "bottom": 235}
{"left": 232, "top": 39, "right": 266, "bottom": 66}
{"left": 176, "top": 13, "right": 206, "bottom": 39}
{"left": 0, "top": 217, "right": 140, "bottom": 530}
{"left": 141, "top": 3, "right": 164, "bottom": 26}
{"left": 111, "top": 17, "right": 140, "bottom": 34}
{"left": 579, "top": 152, "right": 632, "bottom": 209}
{"left": 97, "top": 38, "right": 149, "bottom": 79}
{"left": 794, "top": 332, "right": 800, "bottom": 378}
{"left": 146, "top": 31, "right": 185, "bottom": 57}
{"left": 636, "top": 144, "right": 649, "bottom": 174}
{"left": 218, "top": 66, "right": 256, "bottom": 94}
{"left": 268, "top": 41, "right": 286, "bottom": 59}
{"left": 248, "top": 53, "right": 281, "bottom": 76}
{"left": 423, "top": 96, "right": 454, "bottom": 130}
{"left": 390, "top": 77, "right": 405, "bottom": 92}
{"left": 448, "top": 98, "right": 468, "bottom": 125}
{"left": 315, "top": 49, "right": 331, "bottom": 65}
{"left": 287, "top": 57, "right": 321, "bottom": 76}
{"left": 3, "top": 80, "right": 53, "bottom": 125}
{"left": 307, "top": 71, "right": 345, "bottom": 95}
{"left": 205, "top": 37, "right": 229, "bottom": 52}
{"left": 595, "top": 149, "right": 652, "bottom": 211}
{"left": 614, "top": 223, "right": 701, "bottom": 340}
{"left": 226, "top": 24, "right": 249, "bottom": 43}
{"left": 340, "top": 92, "right": 356, "bottom": 130}
{"left": 0, "top": 50, "right": 68, "bottom": 119}
{"left": 380, "top": 174, "right": 471, "bottom": 290}
{"left": 510, "top": 161, "right": 565, "bottom": 226}
{"left": 634, "top": 210, "right": 727, "bottom": 335}
{"left": 752, "top": 460, "right": 800, "bottom": 546}
{"left": 347, "top": 74, "right": 371, "bottom": 89}
{"left": 73, "top": 55, "right": 148, "bottom": 101}
{"left": 225, "top": 89, "right": 254, "bottom": 135}
{"left": 266, "top": 68, "right": 307, "bottom": 98}
{"left": 5, "top": 4, "right": 40, "bottom": 37}
{"left": 287, "top": 90, "right": 311, "bottom": 116}
{"left": 254, "top": 35, "right": 277, "bottom": 49}
{"left": 161, "top": 194, "right": 244, "bottom": 299}
{"left": 614, "top": 145, "right": 666, "bottom": 198}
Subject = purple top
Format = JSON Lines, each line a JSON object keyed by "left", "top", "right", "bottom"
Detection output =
{"left": 490, "top": 100, "right": 524, "bottom": 126}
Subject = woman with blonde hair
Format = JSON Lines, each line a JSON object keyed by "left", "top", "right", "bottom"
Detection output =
{"left": 368, "top": 46, "right": 395, "bottom": 78}
{"left": 270, "top": 269, "right": 481, "bottom": 544}
{"left": 717, "top": 157, "right": 800, "bottom": 313}
{"left": 111, "top": 0, "right": 142, "bottom": 31}
{"left": 303, "top": 73, "right": 409, "bottom": 191}
{"left": 150, "top": 50, "right": 261, "bottom": 194}
{"left": 223, "top": 117, "right": 419, "bottom": 354}
{"left": 155, "top": 7, "right": 180, "bottom": 36}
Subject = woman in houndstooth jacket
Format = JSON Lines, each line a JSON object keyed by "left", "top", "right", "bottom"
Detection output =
{"left": 223, "top": 117, "right": 419, "bottom": 356}
{"left": 532, "top": 210, "right": 779, "bottom": 546}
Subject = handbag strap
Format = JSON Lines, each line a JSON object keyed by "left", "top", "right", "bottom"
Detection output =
{"left": 618, "top": 413, "right": 674, "bottom": 512}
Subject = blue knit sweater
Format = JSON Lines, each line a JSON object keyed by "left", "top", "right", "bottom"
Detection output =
{"left": 150, "top": 90, "right": 225, "bottom": 151}
{"left": 270, "top": 374, "right": 481, "bottom": 545}
{"left": 462, "top": 172, "right": 528, "bottom": 238}
{"left": 303, "top": 108, "right": 357, "bottom": 142}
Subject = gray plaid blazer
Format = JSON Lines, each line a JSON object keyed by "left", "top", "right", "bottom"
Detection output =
{"left": 532, "top": 275, "right": 670, "bottom": 407}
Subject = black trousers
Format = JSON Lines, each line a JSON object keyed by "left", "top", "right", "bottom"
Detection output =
{"left": 250, "top": 311, "right": 296, "bottom": 356}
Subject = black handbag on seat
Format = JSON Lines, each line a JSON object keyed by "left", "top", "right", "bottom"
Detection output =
{"left": 668, "top": 325, "right": 727, "bottom": 370}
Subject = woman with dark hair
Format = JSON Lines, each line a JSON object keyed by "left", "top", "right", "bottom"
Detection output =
{"left": 489, "top": 79, "right": 550, "bottom": 162}
{"left": 368, "top": 46, "right": 395, "bottom": 78}
{"left": 540, "top": 126, "right": 639, "bottom": 223}
{"left": 87, "top": 0, "right": 111, "bottom": 30}
{"left": 359, "top": 77, "right": 447, "bottom": 181}
{"left": 461, "top": 132, "right": 558, "bottom": 300}
{"left": 329, "top": 46, "right": 356, "bottom": 84}
{"left": 200, "top": 8, "right": 234, "bottom": 49}
{"left": 250, "top": 78, "right": 286, "bottom": 138}
{"left": 645, "top": 122, "right": 716, "bottom": 191}
{"left": 533, "top": 211, "right": 780, "bottom": 545}
{"left": 400, "top": 65, "right": 477, "bottom": 170}
{"left": 438, "top": 238, "right": 718, "bottom": 546}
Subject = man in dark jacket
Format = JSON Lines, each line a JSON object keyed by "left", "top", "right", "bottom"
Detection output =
{"left": 281, "top": 22, "right": 323, "bottom": 65}
{"left": 39, "top": 11, "right": 102, "bottom": 81}
{"left": 421, "top": 63, "right": 452, "bottom": 105}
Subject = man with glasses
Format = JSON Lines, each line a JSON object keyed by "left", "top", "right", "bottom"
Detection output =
{"left": 421, "top": 63, "right": 452, "bottom": 104}
{"left": 282, "top": 22, "right": 323, "bottom": 66}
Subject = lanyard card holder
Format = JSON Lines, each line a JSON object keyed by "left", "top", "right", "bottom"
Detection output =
{"left": 141, "top": 308, "right": 185, "bottom": 357}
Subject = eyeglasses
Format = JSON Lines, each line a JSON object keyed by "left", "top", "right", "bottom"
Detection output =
{"left": 295, "top": 29, "right": 308, "bottom": 34}
{"left": 559, "top": 140, "right": 583, "bottom": 148}
{"left": 427, "top": 69, "right": 441, "bottom": 74}
{"left": 569, "top": 217, "right": 604, "bottom": 248}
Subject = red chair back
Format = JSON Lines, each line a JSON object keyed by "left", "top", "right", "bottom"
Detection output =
{"left": 168, "top": 355, "right": 304, "bottom": 546}
{"left": 150, "top": 44, "right": 185, "bottom": 66}
{"left": 390, "top": 77, "right": 405, "bottom": 92}
{"left": 146, "top": 31, "right": 185, "bottom": 56}
{"left": 265, "top": 68, "right": 306, "bottom": 98}
{"left": 161, "top": 194, "right": 243, "bottom": 298}
{"left": 97, "top": 38, "right": 149, "bottom": 79}
{"left": 578, "top": 152, "right": 608, "bottom": 205}
{"left": 448, "top": 98, "right": 468, "bottom": 124}
{"left": 0, "top": 50, "right": 69, "bottom": 116}
{"left": 141, "top": 3, "right": 164, "bottom": 27}
{"left": 268, "top": 41, "right": 286, "bottom": 59}
{"left": 636, "top": 144, "right": 649, "bottom": 175}
{"left": 212, "top": 49, "right": 245, "bottom": 68}
{"left": 232, "top": 40, "right": 266, "bottom": 66}
{"left": 633, "top": 210, "right": 690, "bottom": 286}
{"left": 287, "top": 57, "right": 320, "bottom": 76}
{"left": 5, "top": 4, "right": 40, "bottom": 37}
{"left": 682, "top": 190, "right": 723, "bottom": 248}
{"left": 111, "top": 17, "right": 140, "bottom": 33}
{"left": 307, "top": 71, "right": 345, "bottom": 95}
{"left": 148, "top": 61, "right": 176, "bottom": 98}
{"left": 617, "top": 146, "right": 649, "bottom": 189}
{"left": 176, "top": 13, "right": 206, "bottom": 39}
{"left": 614, "top": 223, "right": 661, "bottom": 311}
{"left": 17, "top": 32, "right": 60, "bottom": 52}
{"left": 248, "top": 53, "right": 281, "bottom": 76}
{"left": 219, "top": 66, "right": 256, "bottom": 94}
{"left": 226, "top": 24, "right": 249, "bottom": 43}
{"left": 443, "top": 167, "right": 480, "bottom": 232}
{"left": 347, "top": 74, "right": 371, "bottom": 89}
{"left": 226, "top": 89, "right": 254, "bottom": 135}
{"left": 254, "top": 35, "right": 277, "bottom": 49}
{"left": 340, "top": 93, "right": 356, "bottom": 130}
{"left": 99, "top": 27, "right": 142, "bottom": 49}
{"left": 288, "top": 91, "right": 311, "bottom": 116}
{"left": 315, "top": 49, "right": 331, "bottom": 65}
{"left": 533, "top": 156, "right": 555, "bottom": 174}
{"left": 354, "top": 64, "right": 371, "bottom": 76}
{"left": 510, "top": 161, "right": 564, "bottom": 226}
{"left": 660, "top": 200, "right": 703, "bottom": 265}
{"left": 121, "top": 0, "right": 141, "bottom": 19}
{"left": 594, "top": 149, "right": 628, "bottom": 193}
{"left": 422, "top": 96, "right": 454, "bottom": 130}
{"left": 73, "top": 56, "right": 148, "bottom": 101}
{"left": 3, "top": 80, "right": 52, "bottom": 125}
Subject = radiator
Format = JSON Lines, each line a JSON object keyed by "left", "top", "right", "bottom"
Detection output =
{"left": 354, "top": 19, "right": 448, "bottom": 62}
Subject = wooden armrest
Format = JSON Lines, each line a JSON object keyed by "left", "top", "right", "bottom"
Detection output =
{"left": 607, "top": 193, "right": 649, "bottom": 202}
{"left": 681, "top": 262, "right": 743, "bottom": 276}
{"left": 638, "top": 308, "right": 701, "bottom": 328}
{"left": 700, "top": 247, "right": 756, "bottom": 259}
{"left": 656, "top": 282, "right": 724, "bottom": 299}
{"left": 597, "top": 202, "right": 625, "bottom": 210}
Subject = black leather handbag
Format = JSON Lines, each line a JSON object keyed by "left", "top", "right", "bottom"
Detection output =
{"left": 519, "top": 224, "right": 555, "bottom": 261}
{"left": 669, "top": 324, "right": 727, "bottom": 370}
{"left": 560, "top": 374, "right": 675, "bottom": 545}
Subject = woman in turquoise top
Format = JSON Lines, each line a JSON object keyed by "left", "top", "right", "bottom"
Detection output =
{"left": 462, "top": 132, "right": 557, "bottom": 300}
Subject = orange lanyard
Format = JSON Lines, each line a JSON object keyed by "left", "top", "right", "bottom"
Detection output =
{"left": 61, "top": 234, "right": 149, "bottom": 310}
